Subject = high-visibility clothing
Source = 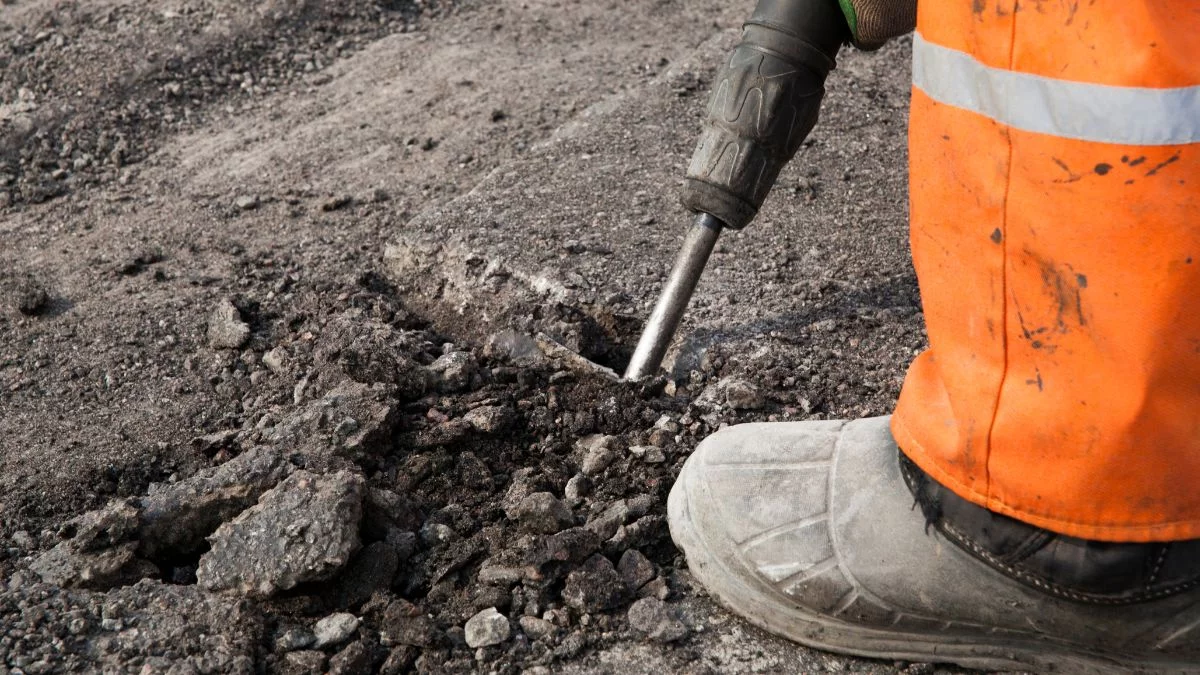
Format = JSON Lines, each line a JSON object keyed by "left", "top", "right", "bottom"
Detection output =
{"left": 891, "top": 1, "right": 1200, "bottom": 542}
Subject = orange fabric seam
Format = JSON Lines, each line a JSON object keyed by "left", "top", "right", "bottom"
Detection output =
{"left": 980, "top": 11, "right": 1020, "bottom": 505}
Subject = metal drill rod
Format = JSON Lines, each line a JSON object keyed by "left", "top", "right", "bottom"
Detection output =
{"left": 624, "top": 213, "right": 724, "bottom": 380}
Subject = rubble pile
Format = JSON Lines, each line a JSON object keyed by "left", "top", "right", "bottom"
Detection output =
{"left": 4, "top": 293, "right": 798, "bottom": 673}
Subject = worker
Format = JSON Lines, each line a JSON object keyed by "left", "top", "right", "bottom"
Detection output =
{"left": 667, "top": 0, "right": 1200, "bottom": 671}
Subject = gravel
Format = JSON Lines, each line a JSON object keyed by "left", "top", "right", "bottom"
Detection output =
{"left": 314, "top": 613, "right": 362, "bottom": 648}
{"left": 464, "top": 607, "right": 511, "bottom": 648}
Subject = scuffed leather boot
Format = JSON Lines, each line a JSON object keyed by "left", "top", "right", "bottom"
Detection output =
{"left": 667, "top": 417, "right": 1200, "bottom": 673}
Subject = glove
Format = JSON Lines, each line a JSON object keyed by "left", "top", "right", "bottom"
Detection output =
{"left": 836, "top": 0, "right": 917, "bottom": 50}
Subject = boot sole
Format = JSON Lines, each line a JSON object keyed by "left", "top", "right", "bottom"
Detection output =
{"left": 667, "top": 457, "right": 1198, "bottom": 675}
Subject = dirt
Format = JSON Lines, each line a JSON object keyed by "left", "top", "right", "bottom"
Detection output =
{"left": 0, "top": 0, "right": 988, "bottom": 673}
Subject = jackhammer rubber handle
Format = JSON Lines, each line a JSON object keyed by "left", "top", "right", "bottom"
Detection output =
{"left": 681, "top": 0, "right": 847, "bottom": 230}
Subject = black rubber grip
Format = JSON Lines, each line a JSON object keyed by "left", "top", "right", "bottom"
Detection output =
{"left": 680, "top": 0, "right": 846, "bottom": 230}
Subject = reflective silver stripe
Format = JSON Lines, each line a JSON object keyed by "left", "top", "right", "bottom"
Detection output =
{"left": 912, "top": 32, "right": 1200, "bottom": 146}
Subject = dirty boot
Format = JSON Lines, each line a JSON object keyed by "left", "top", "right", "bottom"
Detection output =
{"left": 667, "top": 417, "right": 1200, "bottom": 673}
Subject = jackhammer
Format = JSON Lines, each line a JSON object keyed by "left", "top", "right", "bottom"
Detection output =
{"left": 624, "top": 0, "right": 848, "bottom": 380}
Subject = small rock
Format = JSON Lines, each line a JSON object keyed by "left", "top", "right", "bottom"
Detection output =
{"left": 502, "top": 468, "right": 548, "bottom": 519}
{"left": 321, "top": 195, "right": 353, "bottom": 212}
{"left": 462, "top": 405, "right": 515, "bottom": 433}
{"left": 10, "top": 530, "right": 34, "bottom": 551}
{"left": 584, "top": 500, "right": 630, "bottom": 541}
{"left": 518, "top": 615, "right": 556, "bottom": 641}
{"left": 234, "top": 195, "right": 259, "bottom": 210}
{"left": 637, "top": 576, "right": 671, "bottom": 600}
{"left": 525, "top": 527, "right": 601, "bottom": 576}
{"left": 463, "top": 607, "right": 510, "bottom": 648}
{"left": 262, "top": 347, "right": 288, "bottom": 374}
{"left": 483, "top": 330, "right": 545, "bottom": 365}
{"left": 429, "top": 351, "right": 478, "bottom": 392}
{"left": 577, "top": 435, "right": 618, "bottom": 476}
{"left": 477, "top": 562, "right": 523, "bottom": 587}
{"left": 561, "top": 554, "right": 628, "bottom": 612}
{"left": 207, "top": 299, "right": 250, "bottom": 349}
{"left": 627, "top": 597, "right": 688, "bottom": 642}
{"left": 328, "top": 640, "right": 373, "bottom": 675}
{"left": 197, "top": 471, "right": 364, "bottom": 597}
{"left": 628, "top": 445, "right": 666, "bottom": 464}
{"left": 314, "top": 613, "right": 360, "bottom": 648}
{"left": 724, "top": 379, "right": 764, "bottom": 410}
{"left": 276, "top": 627, "right": 317, "bottom": 652}
{"left": 379, "top": 646, "right": 418, "bottom": 674}
{"left": 16, "top": 281, "right": 49, "bottom": 316}
{"left": 513, "top": 492, "right": 574, "bottom": 534}
{"left": 543, "top": 608, "right": 571, "bottom": 627}
{"left": 419, "top": 522, "right": 456, "bottom": 547}
{"left": 618, "top": 549, "right": 656, "bottom": 591}
{"left": 564, "top": 474, "right": 592, "bottom": 502}
{"left": 280, "top": 650, "right": 327, "bottom": 674}
{"left": 653, "top": 415, "right": 680, "bottom": 433}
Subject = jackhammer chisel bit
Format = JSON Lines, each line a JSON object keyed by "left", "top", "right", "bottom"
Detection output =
{"left": 623, "top": 0, "right": 847, "bottom": 381}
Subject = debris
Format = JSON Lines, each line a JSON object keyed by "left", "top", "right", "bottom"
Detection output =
{"left": 578, "top": 434, "right": 619, "bottom": 476}
{"left": 30, "top": 501, "right": 157, "bottom": 590}
{"left": 628, "top": 445, "right": 666, "bottom": 463}
{"left": 627, "top": 597, "right": 688, "bottom": 642}
{"left": 281, "top": 650, "right": 327, "bottom": 674}
{"left": 276, "top": 627, "right": 317, "bottom": 652}
{"left": 313, "top": 613, "right": 361, "bottom": 648}
{"left": 513, "top": 492, "right": 575, "bottom": 534}
{"left": 16, "top": 280, "right": 49, "bottom": 316}
{"left": 429, "top": 351, "right": 478, "bottom": 392}
{"left": 234, "top": 195, "right": 260, "bottom": 210}
{"left": 138, "top": 446, "right": 294, "bottom": 560}
{"left": 197, "top": 471, "right": 365, "bottom": 597}
{"left": 724, "top": 378, "right": 766, "bottom": 410}
{"left": 464, "top": 607, "right": 510, "bottom": 648}
{"left": 328, "top": 640, "right": 374, "bottom": 674}
{"left": 564, "top": 474, "right": 592, "bottom": 502}
{"left": 618, "top": 549, "right": 656, "bottom": 592}
{"left": 534, "top": 332, "right": 619, "bottom": 381}
{"left": 380, "top": 599, "right": 441, "bottom": 648}
{"left": 463, "top": 404, "right": 515, "bottom": 433}
{"left": 321, "top": 195, "right": 354, "bottom": 212}
{"left": 561, "top": 554, "right": 629, "bottom": 612}
{"left": 207, "top": 299, "right": 250, "bottom": 349}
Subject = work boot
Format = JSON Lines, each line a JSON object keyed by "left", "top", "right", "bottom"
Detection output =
{"left": 667, "top": 417, "right": 1200, "bottom": 673}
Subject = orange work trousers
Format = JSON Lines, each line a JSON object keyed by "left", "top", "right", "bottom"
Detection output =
{"left": 891, "top": 2, "right": 1200, "bottom": 542}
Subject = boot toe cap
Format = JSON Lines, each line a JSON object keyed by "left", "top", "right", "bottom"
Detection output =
{"left": 668, "top": 419, "right": 856, "bottom": 611}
